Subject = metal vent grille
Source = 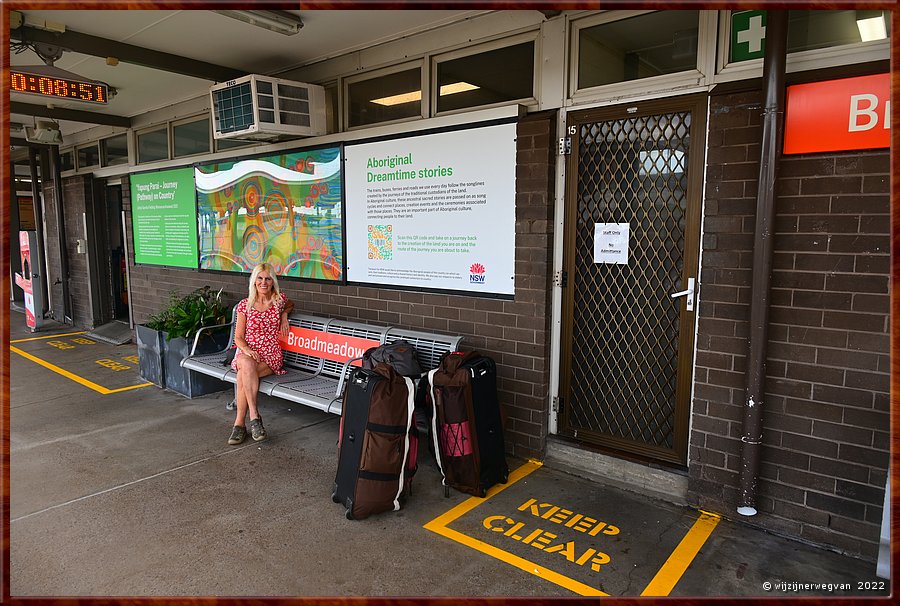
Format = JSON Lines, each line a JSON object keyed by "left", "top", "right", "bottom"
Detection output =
{"left": 568, "top": 111, "right": 691, "bottom": 450}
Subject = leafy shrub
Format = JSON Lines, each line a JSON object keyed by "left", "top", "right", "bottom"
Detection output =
{"left": 145, "top": 286, "right": 229, "bottom": 341}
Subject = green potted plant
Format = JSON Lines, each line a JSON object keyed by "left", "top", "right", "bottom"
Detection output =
{"left": 138, "top": 286, "right": 232, "bottom": 397}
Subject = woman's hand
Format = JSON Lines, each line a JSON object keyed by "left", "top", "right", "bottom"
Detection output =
{"left": 245, "top": 347, "right": 261, "bottom": 363}
{"left": 279, "top": 313, "right": 290, "bottom": 339}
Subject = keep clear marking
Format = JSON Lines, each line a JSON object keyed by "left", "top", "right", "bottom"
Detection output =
{"left": 423, "top": 461, "right": 719, "bottom": 597}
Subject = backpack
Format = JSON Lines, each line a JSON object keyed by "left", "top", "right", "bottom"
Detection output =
{"left": 362, "top": 340, "right": 422, "bottom": 377}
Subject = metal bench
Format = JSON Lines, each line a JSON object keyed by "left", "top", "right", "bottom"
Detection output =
{"left": 180, "top": 308, "right": 463, "bottom": 415}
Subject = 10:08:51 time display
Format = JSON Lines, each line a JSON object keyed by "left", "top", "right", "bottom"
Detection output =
{"left": 10, "top": 70, "right": 108, "bottom": 104}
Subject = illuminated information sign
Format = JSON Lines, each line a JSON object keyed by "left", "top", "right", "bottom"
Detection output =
{"left": 10, "top": 68, "right": 109, "bottom": 104}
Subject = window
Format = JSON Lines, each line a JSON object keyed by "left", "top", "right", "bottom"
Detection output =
{"left": 59, "top": 149, "right": 74, "bottom": 172}
{"left": 101, "top": 134, "right": 128, "bottom": 166}
{"left": 77, "top": 143, "right": 100, "bottom": 169}
{"left": 215, "top": 137, "right": 256, "bottom": 152}
{"left": 137, "top": 127, "right": 169, "bottom": 163}
{"left": 173, "top": 116, "right": 210, "bottom": 158}
{"left": 435, "top": 40, "right": 535, "bottom": 113}
{"left": 577, "top": 11, "right": 700, "bottom": 89}
{"left": 346, "top": 65, "right": 423, "bottom": 128}
{"left": 729, "top": 10, "right": 891, "bottom": 63}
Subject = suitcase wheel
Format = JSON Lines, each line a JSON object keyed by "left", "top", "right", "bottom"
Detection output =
{"left": 331, "top": 483, "right": 340, "bottom": 503}
{"left": 443, "top": 485, "right": 450, "bottom": 498}
{"left": 501, "top": 470, "right": 509, "bottom": 484}
{"left": 345, "top": 497, "right": 355, "bottom": 520}
{"left": 479, "top": 488, "right": 487, "bottom": 498}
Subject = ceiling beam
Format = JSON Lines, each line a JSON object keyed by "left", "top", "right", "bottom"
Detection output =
{"left": 12, "top": 25, "right": 246, "bottom": 82}
{"left": 11, "top": 101, "right": 132, "bottom": 127}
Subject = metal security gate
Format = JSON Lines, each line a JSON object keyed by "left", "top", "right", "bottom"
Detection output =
{"left": 559, "top": 95, "right": 706, "bottom": 465}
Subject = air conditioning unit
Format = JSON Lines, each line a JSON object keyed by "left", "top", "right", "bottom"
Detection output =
{"left": 25, "top": 120, "right": 63, "bottom": 145}
{"left": 210, "top": 74, "right": 326, "bottom": 141}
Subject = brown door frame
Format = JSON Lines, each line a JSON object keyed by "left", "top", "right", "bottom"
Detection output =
{"left": 558, "top": 93, "right": 707, "bottom": 465}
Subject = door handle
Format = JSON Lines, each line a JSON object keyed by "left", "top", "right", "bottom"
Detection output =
{"left": 670, "top": 277, "right": 695, "bottom": 312}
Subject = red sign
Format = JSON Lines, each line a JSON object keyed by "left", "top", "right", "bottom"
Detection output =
{"left": 280, "top": 327, "right": 378, "bottom": 366}
{"left": 15, "top": 231, "right": 36, "bottom": 328}
{"left": 784, "top": 73, "right": 890, "bottom": 154}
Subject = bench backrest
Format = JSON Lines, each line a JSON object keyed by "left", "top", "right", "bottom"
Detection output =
{"left": 227, "top": 306, "right": 463, "bottom": 378}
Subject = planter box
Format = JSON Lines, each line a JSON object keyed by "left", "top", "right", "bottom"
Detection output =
{"left": 136, "top": 324, "right": 165, "bottom": 388}
{"left": 164, "top": 330, "right": 231, "bottom": 398}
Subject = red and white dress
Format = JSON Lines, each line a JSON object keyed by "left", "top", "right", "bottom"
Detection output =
{"left": 231, "top": 292, "right": 288, "bottom": 375}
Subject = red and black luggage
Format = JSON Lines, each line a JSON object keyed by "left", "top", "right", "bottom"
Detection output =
{"left": 428, "top": 351, "right": 509, "bottom": 497}
{"left": 332, "top": 363, "right": 417, "bottom": 520}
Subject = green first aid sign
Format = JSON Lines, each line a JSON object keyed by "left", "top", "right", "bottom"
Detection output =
{"left": 731, "top": 10, "right": 767, "bottom": 62}
{"left": 130, "top": 167, "right": 198, "bottom": 268}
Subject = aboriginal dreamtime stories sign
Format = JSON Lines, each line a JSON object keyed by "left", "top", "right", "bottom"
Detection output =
{"left": 195, "top": 147, "right": 343, "bottom": 280}
{"left": 129, "top": 167, "right": 198, "bottom": 268}
{"left": 344, "top": 122, "right": 516, "bottom": 297}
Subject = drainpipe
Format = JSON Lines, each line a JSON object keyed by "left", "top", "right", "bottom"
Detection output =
{"left": 738, "top": 10, "right": 787, "bottom": 517}
{"left": 49, "top": 145, "right": 73, "bottom": 324}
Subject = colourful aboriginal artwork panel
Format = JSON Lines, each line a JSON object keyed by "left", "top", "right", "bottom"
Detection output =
{"left": 195, "top": 147, "right": 343, "bottom": 281}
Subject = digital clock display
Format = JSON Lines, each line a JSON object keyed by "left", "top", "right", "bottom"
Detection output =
{"left": 10, "top": 69, "right": 109, "bottom": 104}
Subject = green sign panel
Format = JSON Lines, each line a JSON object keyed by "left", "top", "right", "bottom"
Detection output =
{"left": 731, "top": 10, "right": 767, "bottom": 62}
{"left": 130, "top": 167, "right": 198, "bottom": 268}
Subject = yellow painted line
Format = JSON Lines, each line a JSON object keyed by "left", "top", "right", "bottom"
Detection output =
{"left": 11, "top": 331, "right": 87, "bottom": 343}
{"left": 641, "top": 510, "right": 721, "bottom": 596}
{"left": 424, "top": 460, "right": 608, "bottom": 597}
{"left": 10, "top": 346, "right": 151, "bottom": 395}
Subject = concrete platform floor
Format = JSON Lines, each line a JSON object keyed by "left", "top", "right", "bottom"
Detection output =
{"left": 8, "top": 312, "right": 891, "bottom": 597}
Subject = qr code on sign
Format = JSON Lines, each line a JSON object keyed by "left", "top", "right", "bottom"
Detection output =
{"left": 367, "top": 224, "right": 393, "bottom": 260}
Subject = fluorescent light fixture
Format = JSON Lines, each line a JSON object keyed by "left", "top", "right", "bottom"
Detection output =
{"left": 856, "top": 14, "right": 887, "bottom": 42}
{"left": 215, "top": 10, "right": 304, "bottom": 36}
{"left": 371, "top": 90, "right": 421, "bottom": 106}
{"left": 439, "top": 82, "right": 479, "bottom": 96}
{"left": 371, "top": 82, "right": 479, "bottom": 106}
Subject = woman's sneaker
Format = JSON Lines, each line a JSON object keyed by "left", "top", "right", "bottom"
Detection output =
{"left": 227, "top": 425, "right": 246, "bottom": 445}
{"left": 249, "top": 417, "right": 267, "bottom": 442}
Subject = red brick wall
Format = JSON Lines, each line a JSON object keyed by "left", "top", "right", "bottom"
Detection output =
{"left": 127, "top": 113, "right": 558, "bottom": 459}
{"left": 690, "top": 89, "right": 890, "bottom": 559}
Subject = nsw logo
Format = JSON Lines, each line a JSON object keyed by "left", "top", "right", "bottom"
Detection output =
{"left": 469, "top": 263, "right": 486, "bottom": 284}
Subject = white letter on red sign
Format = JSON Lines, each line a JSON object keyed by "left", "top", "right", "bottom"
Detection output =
{"left": 849, "top": 94, "right": 879, "bottom": 132}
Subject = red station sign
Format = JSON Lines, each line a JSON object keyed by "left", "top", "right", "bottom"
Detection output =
{"left": 783, "top": 73, "right": 890, "bottom": 154}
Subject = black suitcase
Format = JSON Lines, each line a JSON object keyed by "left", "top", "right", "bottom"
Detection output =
{"left": 332, "top": 364, "right": 417, "bottom": 519}
{"left": 429, "top": 351, "right": 509, "bottom": 497}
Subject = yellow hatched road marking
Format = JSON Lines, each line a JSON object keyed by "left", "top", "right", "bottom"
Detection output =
{"left": 10, "top": 346, "right": 151, "bottom": 395}
{"left": 424, "top": 460, "right": 608, "bottom": 597}
{"left": 641, "top": 510, "right": 721, "bottom": 596}
{"left": 11, "top": 331, "right": 87, "bottom": 343}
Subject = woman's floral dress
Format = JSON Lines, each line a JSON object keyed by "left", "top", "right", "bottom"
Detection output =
{"left": 231, "top": 292, "right": 288, "bottom": 375}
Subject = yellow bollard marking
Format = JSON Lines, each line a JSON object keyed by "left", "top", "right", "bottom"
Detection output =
{"left": 10, "top": 346, "right": 151, "bottom": 395}
{"left": 10, "top": 331, "right": 87, "bottom": 343}
{"left": 423, "top": 460, "right": 609, "bottom": 597}
{"left": 640, "top": 510, "right": 721, "bottom": 596}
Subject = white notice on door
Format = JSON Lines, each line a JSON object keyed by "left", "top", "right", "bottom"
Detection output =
{"left": 594, "top": 223, "right": 629, "bottom": 264}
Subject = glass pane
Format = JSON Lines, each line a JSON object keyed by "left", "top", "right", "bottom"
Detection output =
{"left": 437, "top": 42, "right": 534, "bottom": 113}
{"left": 101, "top": 134, "right": 128, "bottom": 166}
{"left": 578, "top": 11, "right": 699, "bottom": 89}
{"left": 173, "top": 118, "right": 210, "bottom": 157}
{"left": 77, "top": 144, "right": 99, "bottom": 168}
{"left": 215, "top": 137, "right": 255, "bottom": 151}
{"left": 730, "top": 10, "right": 891, "bottom": 63}
{"left": 60, "top": 150, "right": 74, "bottom": 171}
{"left": 788, "top": 10, "right": 890, "bottom": 52}
{"left": 138, "top": 129, "right": 168, "bottom": 163}
{"left": 348, "top": 68, "right": 420, "bottom": 127}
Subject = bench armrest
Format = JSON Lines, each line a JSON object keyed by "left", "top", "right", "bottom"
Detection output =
{"left": 189, "top": 321, "right": 234, "bottom": 357}
{"left": 335, "top": 356, "right": 364, "bottom": 397}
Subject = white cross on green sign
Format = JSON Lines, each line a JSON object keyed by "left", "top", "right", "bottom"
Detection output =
{"left": 732, "top": 10, "right": 767, "bottom": 62}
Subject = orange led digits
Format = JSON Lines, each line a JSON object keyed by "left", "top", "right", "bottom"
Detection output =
{"left": 10, "top": 69, "right": 109, "bottom": 104}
